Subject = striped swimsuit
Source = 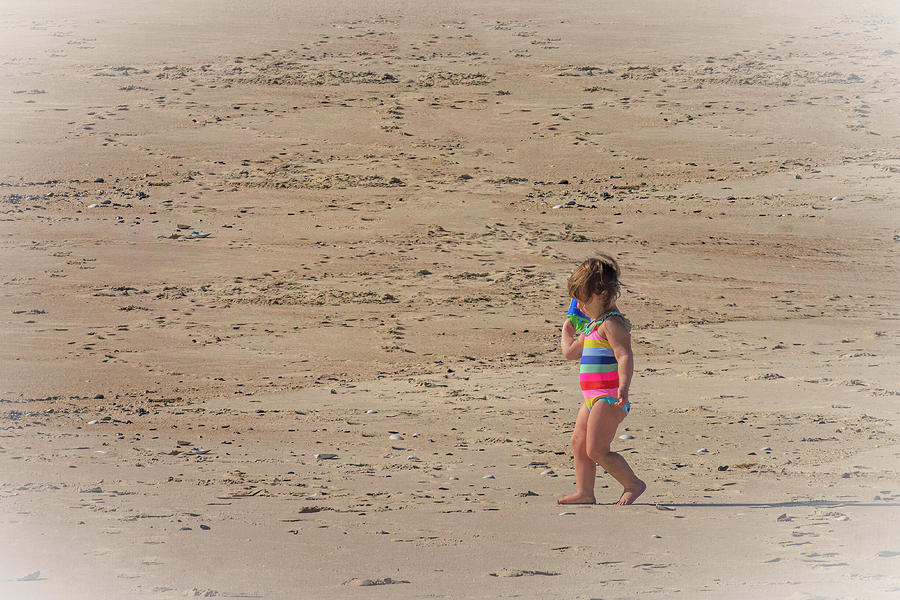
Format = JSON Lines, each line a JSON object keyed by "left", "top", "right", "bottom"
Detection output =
{"left": 579, "top": 312, "right": 631, "bottom": 413}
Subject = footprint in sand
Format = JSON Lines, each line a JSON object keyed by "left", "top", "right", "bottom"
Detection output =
{"left": 344, "top": 577, "right": 408, "bottom": 586}
{"left": 489, "top": 569, "right": 559, "bottom": 577}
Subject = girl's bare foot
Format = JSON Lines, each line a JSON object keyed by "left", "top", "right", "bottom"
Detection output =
{"left": 557, "top": 492, "right": 596, "bottom": 505}
{"left": 616, "top": 480, "right": 646, "bottom": 505}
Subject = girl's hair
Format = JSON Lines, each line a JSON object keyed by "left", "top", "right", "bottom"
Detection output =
{"left": 568, "top": 254, "right": 622, "bottom": 307}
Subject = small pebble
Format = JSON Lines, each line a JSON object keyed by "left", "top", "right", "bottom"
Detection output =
{"left": 482, "top": 474, "right": 495, "bottom": 479}
{"left": 87, "top": 420, "right": 99, "bottom": 425}
{"left": 831, "top": 196, "right": 843, "bottom": 201}
{"left": 88, "top": 203, "right": 99, "bottom": 208}
{"left": 619, "top": 434, "right": 634, "bottom": 440}
{"left": 559, "top": 512, "right": 575, "bottom": 516}
{"left": 541, "top": 469, "right": 555, "bottom": 476}
{"left": 389, "top": 434, "right": 404, "bottom": 441}
{"left": 552, "top": 204, "right": 563, "bottom": 209}
{"left": 697, "top": 448, "right": 709, "bottom": 454}
{"left": 365, "top": 409, "right": 378, "bottom": 414}
{"left": 761, "top": 447, "right": 771, "bottom": 451}
{"left": 652, "top": 534, "right": 662, "bottom": 539}
{"left": 314, "top": 453, "right": 337, "bottom": 460}
{"left": 407, "top": 456, "right": 420, "bottom": 462}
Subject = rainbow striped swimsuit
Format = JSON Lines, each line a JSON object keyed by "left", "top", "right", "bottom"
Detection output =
{"left": 580, "top": 327, "right": 629, "bottom": 413}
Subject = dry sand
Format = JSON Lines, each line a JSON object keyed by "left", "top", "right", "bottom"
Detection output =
{"left": 1, "top": 1, "right": 899, "bottom": 598}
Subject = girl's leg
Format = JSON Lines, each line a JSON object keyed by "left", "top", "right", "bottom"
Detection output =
{"left": 557, "top": 403, "right": 596, "bottom": 504}
{"left": 585, "top": 402, "right": 646, "bottom": 505}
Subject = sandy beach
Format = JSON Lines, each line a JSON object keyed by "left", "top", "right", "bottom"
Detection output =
{"left": 1, "top": 1, "right": 899, "bottom": 598}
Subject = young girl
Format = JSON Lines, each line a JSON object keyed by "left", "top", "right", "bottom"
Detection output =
{"left": 558, "top": 255, "right": 646, "bottom": 506}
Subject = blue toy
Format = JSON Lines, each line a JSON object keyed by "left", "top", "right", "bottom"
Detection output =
{"left": 566, "top": 298, "right": 590, "bottom": 334}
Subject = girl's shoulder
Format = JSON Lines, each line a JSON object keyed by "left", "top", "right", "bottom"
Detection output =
{"left": 598, "top": 310, "right": 632, "bottom": 334}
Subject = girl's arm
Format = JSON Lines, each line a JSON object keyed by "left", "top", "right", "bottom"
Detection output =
{"left": 604, "top": 318, "right": 634, "bottom": 406}
{"left": 560, "top": 318, "right": 584, "bottom": 360}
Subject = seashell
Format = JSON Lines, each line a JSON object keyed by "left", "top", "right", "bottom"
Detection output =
{"left": 389, "top": 434, "right": 404, "bottom": 441}
{"left": 314, "top": 453, "right": 337, "bottom": 460}
{"left": 559, "top": 511, "right": 575, "bottom": 516}
{"left": 87, "top": 420, "right": 99, "bottom": 425}
{"left": 482, "top": 474, "right": 495, "bottom": 479}
{"left": 365, "top": 409, "right": 378, "bottom": 414}
{"left": 619, "top": 434, "right": 634, "bottom": 440}
{"left": 697, "top": 448, "right": 709, "bottom": 453}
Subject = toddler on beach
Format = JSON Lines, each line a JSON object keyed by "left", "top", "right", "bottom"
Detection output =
{"left": 558, "top": 255, "right": 646, "bottom": 506}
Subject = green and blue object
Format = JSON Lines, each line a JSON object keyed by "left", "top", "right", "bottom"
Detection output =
{"left": 566, "top": 299, "right": 591, "bottom": 334}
